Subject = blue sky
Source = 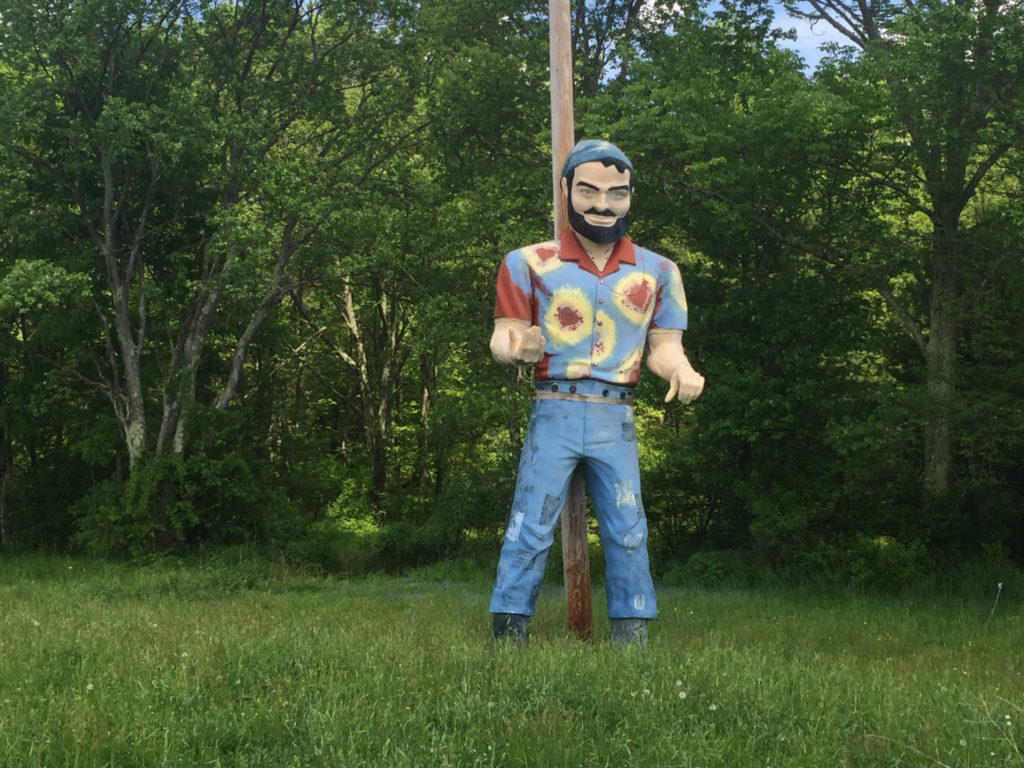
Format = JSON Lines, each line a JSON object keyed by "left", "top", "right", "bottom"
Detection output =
{"left": 770, "top": 4, "right": 856, "bottom": 70}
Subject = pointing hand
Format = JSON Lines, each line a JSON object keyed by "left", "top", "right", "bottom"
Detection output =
{"left": 665, "top": 366, "right": 705, "bottom": 404}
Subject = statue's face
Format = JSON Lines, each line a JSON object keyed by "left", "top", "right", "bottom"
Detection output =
{"left": 565, "top": 160, "right": 632, "bottom": 244}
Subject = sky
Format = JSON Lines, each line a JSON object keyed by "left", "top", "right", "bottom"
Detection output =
{"left": 637, "top": 0, "right": 861, "bottom": 71}
{"left": 770, "top": 4, "right": 857, "bottom": 71}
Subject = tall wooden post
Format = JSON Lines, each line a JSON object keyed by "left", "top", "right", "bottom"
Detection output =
{"left": 549, "top": 0, "right": 574, "bottom": 236}
{"left": 549, "top": 0, "right": 593, "bottom": 641}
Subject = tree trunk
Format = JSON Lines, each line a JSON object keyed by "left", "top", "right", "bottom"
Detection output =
{"left": 214, "top": 223, "right": 299, "bottom": 414}
{"left": 157, "top": 258, "right": 224, "bottom": 456}
{"left": 0, "top": 457, "right": 10, "bottom": 547}
{"left": 367, "top": 425, "right": 388, "bottom": 512}
{"left": 291, "top": 274, "right": 410, "bottom": 515}
{"left": 111, "top": 310, "right": 147, "bottom": 468}
{"left": 922, "top": 223, "right": 959, "bottom": 503}
{"left": 87, "top": 149, "right": 155, "bottom": 469}
{"left": 0, "top": 361, "right": 10, "bottom": 547}
{"left": 416, "top": 355, "right": 437, "bottom": 496}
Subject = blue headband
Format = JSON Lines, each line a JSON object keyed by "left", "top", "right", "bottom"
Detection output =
{"left": 560, "top": 139, "right": 633, "bottom": 178}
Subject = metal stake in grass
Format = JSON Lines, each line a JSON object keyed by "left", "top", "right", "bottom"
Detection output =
{"left": 985, "top": 581, "right": 1003, "bottom": 628}
{"left": 549, "top": 0, "right": 593, "bottom": 642}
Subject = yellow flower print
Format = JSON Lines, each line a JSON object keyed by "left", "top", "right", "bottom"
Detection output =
{"left": 666, "top": 263, "right": 688, "bottom": 313}
{"left": 522, "top": 241, "right": 563, "bottom": 275}
{"left": 616, "top": 347, "right": 643, "bottom": 382}
{"left": 565, "top": 359, "right": 593, "bottom": 379}
{"left": 544, "top": 286, "right": 593, "bottom": 349}
{"left": 613, "top": 272, "right": 657, "bottom": 325}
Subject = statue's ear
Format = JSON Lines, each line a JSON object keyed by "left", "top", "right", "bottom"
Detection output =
{"left": 560, "top": 176, "right": 569, "bottom": 198}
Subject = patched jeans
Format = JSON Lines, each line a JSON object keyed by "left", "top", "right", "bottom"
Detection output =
{"left": 489, "top": 379, "right": 657, "bottom": 619}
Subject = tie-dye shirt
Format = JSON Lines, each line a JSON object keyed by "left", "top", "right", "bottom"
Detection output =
{"left": 493, "top": 231, "right": 688, "bottom": 385}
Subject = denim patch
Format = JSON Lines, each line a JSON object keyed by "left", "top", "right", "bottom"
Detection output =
{"left": 614, "top": 479, "right": 635, "bottom": 508}
{"left": 494, "top": 560, "right": 510, "bottom": 589}
{"left": 515, "top": 548, "right": 542, "bottom": 572}
{"left": 540, "top": 493, "right": 561, "bottom": 526}
{"left": 505, "top": 511, "right": 526, "bottom": 542}
{"left": 621, "top": 411, "right": 636, "bottom": 443}
{"left": 622, "top": 532, "right": 645, "bottom": 552}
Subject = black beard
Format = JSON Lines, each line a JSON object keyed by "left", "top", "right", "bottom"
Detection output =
{"left": 568, "top": 206, "right": 629, "bottom": 244}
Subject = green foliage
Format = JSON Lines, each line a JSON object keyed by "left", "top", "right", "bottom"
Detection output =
{"left": 69, "top": 447, "right": 301, "bottom": 558}
{"left": 285, "top": 517, "right": 385, "bottom": 578}
{"left": 0, "top": 261, "right": 89, "bottom": 320}
{"left": 71, "top": 454, "right": 194, "bottom": 558}
{"left": 0, "top": 0, "right": 1022, "bottom": 587}
{"left": 661, "top": 549, "right": 765, "bottom": 589}
{"left": 846, "top": 535, "right": 933, "bottom": 593}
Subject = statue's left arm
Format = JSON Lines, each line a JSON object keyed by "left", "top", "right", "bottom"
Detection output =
{"left": 646, "top": 329, "right": 705, "bottom": 404}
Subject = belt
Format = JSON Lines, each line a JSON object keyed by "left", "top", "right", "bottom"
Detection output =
{"left": 533, "top": 383, "right": 634, "bottom": 405}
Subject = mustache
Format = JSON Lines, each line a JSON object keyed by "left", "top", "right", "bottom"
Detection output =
{"left": 584, "top": 207, "right": 618, "bottom": 217}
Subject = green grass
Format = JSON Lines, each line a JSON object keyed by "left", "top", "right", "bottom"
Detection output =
{"left": 1, "top": 554, "right": 1023, "bottom": 767}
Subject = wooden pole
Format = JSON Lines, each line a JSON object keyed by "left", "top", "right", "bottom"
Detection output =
{"left": 549, "top": 0, "right": 593, "bottom": 642}
{"left": 549, "top": 0, "right": 573, "bottom": 238}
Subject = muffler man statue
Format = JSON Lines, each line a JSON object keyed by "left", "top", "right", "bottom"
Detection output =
{"left": 489, "top": 139, "right": 705, "bottom": 646}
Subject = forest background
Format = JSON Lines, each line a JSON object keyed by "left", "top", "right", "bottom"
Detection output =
{"left": 0, "top": 0, "right": 1022, "bottom": 590}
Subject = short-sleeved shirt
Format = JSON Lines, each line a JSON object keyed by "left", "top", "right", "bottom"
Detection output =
{"left": 494, "top": 230, "right": 688, "bottom": 385}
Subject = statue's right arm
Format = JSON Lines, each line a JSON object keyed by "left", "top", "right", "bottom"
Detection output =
{"left": 490, "top": 317, "right": 546, "bottom": 365}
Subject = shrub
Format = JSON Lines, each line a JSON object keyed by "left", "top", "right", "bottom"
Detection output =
{"left": 847, "top": 535, "right": 933, "bottom": 593}
{"left": 70, "top": 453, "right": 197, "bottom": 557}
{"left": 661, "top": 549, "right": 764, "bottom": 589}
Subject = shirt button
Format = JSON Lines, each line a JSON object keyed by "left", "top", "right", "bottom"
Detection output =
{"left": 598, "top": 298, "right": 604, "bottom": 304}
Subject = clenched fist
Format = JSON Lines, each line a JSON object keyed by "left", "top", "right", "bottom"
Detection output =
{"left": 509, "top": 324, "right": 545, "bottom": 364}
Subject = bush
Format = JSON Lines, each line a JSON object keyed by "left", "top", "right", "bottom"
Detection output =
{"left": 70, "top": 454, "right": 195, "bottom": 557}
{"left": 847, "top": 535, "right": 933, "bottom": 592}
{"left": 69, "top": 450, "right": 301, "bottom": 558}
{"left": 377, "top": 519, "right": 464, "bottom": 573}
{"left": 661, "top": 549, "right": 764, "bottom": 589}
{"left": 282, "top": 516, "right": 384, "bottom": 577}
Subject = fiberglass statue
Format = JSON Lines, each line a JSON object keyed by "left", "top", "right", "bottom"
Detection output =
{"left": 488, "top": 139, "right": 705, "bottom": 647}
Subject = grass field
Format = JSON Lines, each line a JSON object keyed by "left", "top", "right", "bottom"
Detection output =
{"left": 1, "top": 554, "right": 1023, "bottom": 767}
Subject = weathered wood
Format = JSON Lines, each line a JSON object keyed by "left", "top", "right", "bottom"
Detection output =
{"left": 549, "top": 0, "right": 574, "bottom": 239}
{"left": 549, "top": 0, "right": 593, "bottom": 641}
{"left": 561, "top": 470, "right": 594, "bottom": 640}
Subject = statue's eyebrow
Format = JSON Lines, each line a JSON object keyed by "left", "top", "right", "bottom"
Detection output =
{"left": 574, "top": 180, "right": 631, "bottom": 192}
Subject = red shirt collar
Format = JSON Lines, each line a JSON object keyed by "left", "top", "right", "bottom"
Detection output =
{"left": 558, "top": 230, "right": 636, "bottom": 277}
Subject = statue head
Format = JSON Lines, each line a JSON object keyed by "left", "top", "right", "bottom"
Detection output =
{"left": 560, "top": 140, "right": 633, "bottom": 245}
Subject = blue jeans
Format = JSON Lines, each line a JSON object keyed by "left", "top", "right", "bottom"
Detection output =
{"left": 489, "top": 379, "right": 657, "bottom": 619}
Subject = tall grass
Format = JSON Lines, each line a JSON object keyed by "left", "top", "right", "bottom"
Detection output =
{"left": 1, "top": 554, "right": 1022, "bottom": 767}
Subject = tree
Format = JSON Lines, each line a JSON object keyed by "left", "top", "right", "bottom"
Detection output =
{"left": 0, "top": 0, "right": 441, "bottom": 548}
{"left": 785, "top": 0, "right": 1024, "bottom": 509}
{"left": 288, "top": 0, "right": 553, "bottom": 515}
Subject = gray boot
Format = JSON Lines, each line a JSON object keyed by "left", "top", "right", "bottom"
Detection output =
{"left": 609, "top": 618, "right": 648, "bottom": 648}
{"left": 492, "top": 613, "right": 530, "bottom": 647}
